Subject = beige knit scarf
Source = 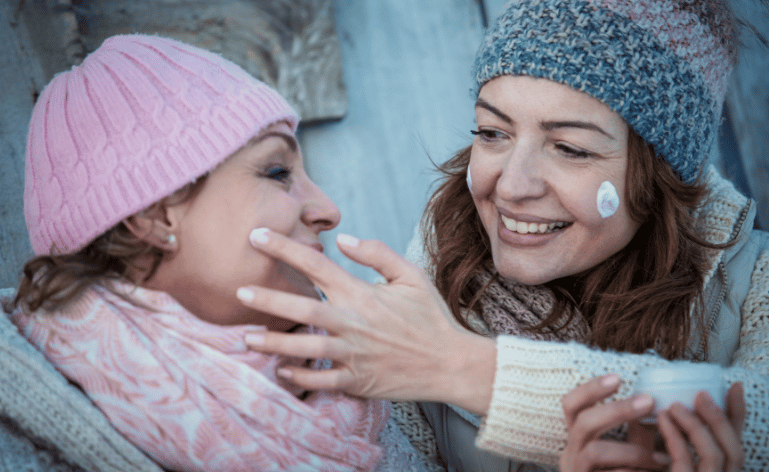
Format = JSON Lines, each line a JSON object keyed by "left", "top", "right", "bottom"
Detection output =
{"left": 474, "top": 269, "right": 589, "bottom": 342}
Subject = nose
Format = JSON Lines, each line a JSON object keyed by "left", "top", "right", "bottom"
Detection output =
{"left": 301, "top": 179, "right": 341, "bottom": 233}
{"left": 495, "top": 139, "right": 548, "bottom": 202}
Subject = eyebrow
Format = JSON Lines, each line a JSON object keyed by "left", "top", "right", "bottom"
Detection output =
{"left": 475, "top": 98, "right": 616, "bottom": 140}
{"left": 246, "top": 131, "right": 299, "bottom": 152}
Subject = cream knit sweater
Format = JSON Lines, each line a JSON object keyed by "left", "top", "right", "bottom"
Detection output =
{"left": 404, "top": 167, "right": 769, "bottom": 470}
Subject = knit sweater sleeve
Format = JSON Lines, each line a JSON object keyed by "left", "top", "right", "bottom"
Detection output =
{"left": 475, "top": 251, "right": 769, "bottom": 470}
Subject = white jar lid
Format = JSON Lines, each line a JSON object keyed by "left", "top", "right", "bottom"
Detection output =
{"left": 636, "top": 363, "right": 723, "bottom": 388}
{"left": 634, "top": 363, "right": 725, "bottom": 422}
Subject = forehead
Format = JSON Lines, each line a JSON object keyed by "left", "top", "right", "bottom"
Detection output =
{"left": 477, "top": 76, "right": 626, "bottom": 127}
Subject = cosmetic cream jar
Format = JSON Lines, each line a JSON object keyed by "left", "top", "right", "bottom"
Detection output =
{"left": 634, "top": 363, "right": 725, "bottom": 423}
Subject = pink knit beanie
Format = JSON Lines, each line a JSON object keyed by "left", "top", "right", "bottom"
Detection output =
{"left": 24, "top": 34, "right": 298, "bottom": 255}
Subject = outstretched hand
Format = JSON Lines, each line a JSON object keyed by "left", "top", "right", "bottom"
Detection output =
{"left": 238, "top": 228, "right": 497, "bottom": 414}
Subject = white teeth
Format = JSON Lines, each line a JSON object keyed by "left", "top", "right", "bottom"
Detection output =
{"left": 501, "top": 215, "right": 570, "bottom": 234}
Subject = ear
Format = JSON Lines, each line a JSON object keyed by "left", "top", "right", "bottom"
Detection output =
{"left": 123, "top": 202, "right": 181, "bottom": 252}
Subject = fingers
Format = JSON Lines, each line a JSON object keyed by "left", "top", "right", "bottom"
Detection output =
{"left": 725, "top": 382, "right": 746, "bottom": 441}
{"left": 657, "top": 387, "right": 745, "bottom": 472}
{"left": 335, "top": 233, "right": 424, "bottom": 285}
{"left": 245, "top": 330, "right": 341, "bottom": 360}
{"left": 573, "top": 394, "right": 656, "bottom": 449}
{"left": 693, "top": 390, "right": 745, "bottom": 471}
{"left": 562, "top": 374, "right": 622, "bottom": 427}
{"left": 562, "top": 374, "right": 656, "bottom": 452}
{"left": 248, "top": 228, "right": 356, "bottom": 294}
{"left": 657, "top": 410, "right": 694, "bottom": 471}
{"left": 237, "top": 284, "right": 344, "bottom": 333}
{"left": 667, "top": 400, "right": 725, "bottom": 471}
{"left": 274, "top": 365, "right": 352, "bottom": 392}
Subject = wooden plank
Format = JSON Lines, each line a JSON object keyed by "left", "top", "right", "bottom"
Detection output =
{"left": 481, "top": 0, "right": 510, "bottom": 25}
{"left": 299, "top": 0, "right": 486, "bottom": 282}
{"left": 0, "top": 0, "right": 45, "bottom": 289}
{"left": 19, "top": 0, "right": 347, "bottom": 122}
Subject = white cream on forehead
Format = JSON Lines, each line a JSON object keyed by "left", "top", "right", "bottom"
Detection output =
{"left": 597, "top": 181, "right": 619, "bottom": 218}
{"left": 466, "top": 168, "right": 473, "bottom": 193}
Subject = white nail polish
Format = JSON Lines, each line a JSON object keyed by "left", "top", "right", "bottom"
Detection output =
{"left": 249, "top": 228, "right": 270, "bottom": 245}
{"left": 336, "top": 233, "right": 359, "bottom": 247}
{"left": 236, "top": 287, "right": 255, "bottom": 302}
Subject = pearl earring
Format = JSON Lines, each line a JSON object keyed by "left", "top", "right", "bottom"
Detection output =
{"left": 166, "top": 234, "right": 177, "bottom": 245}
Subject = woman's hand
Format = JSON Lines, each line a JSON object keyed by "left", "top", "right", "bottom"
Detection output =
{"left": 560, "top": 375, "right": 745, "bottom": 472}
{"left": 657, "top": 382, "right": 745, "bottom": 472}
{"left": 560, "top": 374, "right": 671, "bottom": 472}
{"left": 238, "top": 229, "right": 497, "bottom": 414}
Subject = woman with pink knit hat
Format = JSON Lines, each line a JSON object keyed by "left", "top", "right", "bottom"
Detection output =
{"left": 240, "top": 0, "right": 767, "bottom": 470}
{"left": 9, "top": 34, "right": 441, "bottom": 472}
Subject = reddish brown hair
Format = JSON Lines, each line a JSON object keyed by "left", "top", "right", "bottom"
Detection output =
{"left": 424, "top": 129, "right": 724, "bottom": 360}
{"left": 14, "top": 177, "right": 207, "bottom": 313}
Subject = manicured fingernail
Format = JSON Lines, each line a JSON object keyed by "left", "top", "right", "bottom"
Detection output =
{"left": 237, "top": 287, "right": 255, "bottom": 303}
{"left": 633, "top": 394, "right": 654, "bottom": 411}
{"left": 250, "top": 228, "right": 270, "bottom": 246}
{"left": 245, "top": 332, "right": 265, "bottom": 346}
{"left": 277, "top": 368, "right": 293, "bottom": 379}
{"left": 601, "top": 374, "right": 621, "bottom": 388}
{"left": 700, "top": 391, "right": 717, "bottom": 407}
{"left": 653, "top": 452, "right": 671, "bottom": 465}
{"left": 336, "top": 233, "right": 359, "bottom": 247}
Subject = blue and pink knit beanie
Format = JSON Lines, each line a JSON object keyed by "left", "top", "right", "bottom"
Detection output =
{"left": 473, "top": 0, "right": 737, "bottom": 183}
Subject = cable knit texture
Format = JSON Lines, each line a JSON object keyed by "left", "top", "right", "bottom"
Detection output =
{"left": 403, "top": 168, "right": 769, "bottom": 470}
{"left": 12, "top": 282, "right": 389, "bottom": 472}
{"left": 24, "top": 34, "right": 298, "bottom": 255}
{"left": 472, "top": 0, "right": 734, "bottom": 183}
{"left": 2, "top": 288, "right": 442, "bottom": 471}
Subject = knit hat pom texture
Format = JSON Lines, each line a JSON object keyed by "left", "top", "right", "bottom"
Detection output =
{"left": 473, "top": 0, "right": 735, "bottom": 183}
{"left": 24, "top": 34, "right": 298, "bottom": 255}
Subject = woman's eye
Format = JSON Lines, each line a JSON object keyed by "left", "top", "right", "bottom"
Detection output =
{"left": 264, "top": 166, "right": 292, "bottom": 183}
{"left": 555, "top": 143, "right": 593, "bottom": 159}
{"left": 471, "top": 129, "right": 504, "bottom": 142}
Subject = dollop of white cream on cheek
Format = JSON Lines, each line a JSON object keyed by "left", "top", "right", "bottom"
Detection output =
{"left": 597, "top": 181, "right": 619, "bottom": 218}
{"left": 466, "top": 167, "right": 473, "bottom": 193}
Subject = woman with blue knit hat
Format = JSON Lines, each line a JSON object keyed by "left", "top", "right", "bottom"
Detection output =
{"left": 241, "top": 0, "right": 768, "bottom": 470}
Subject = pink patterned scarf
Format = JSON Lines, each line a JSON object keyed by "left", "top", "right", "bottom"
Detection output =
{"left": 12, "top": 281, "right": 388, "bottom": 472}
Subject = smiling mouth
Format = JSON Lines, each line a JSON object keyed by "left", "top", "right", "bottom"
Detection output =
{"left": 500, "top": 215, "right": 572, "bottom": 234}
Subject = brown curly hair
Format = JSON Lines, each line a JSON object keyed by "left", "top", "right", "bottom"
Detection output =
{"left": 424, "top": 128, "right": 728, "bottom": 360}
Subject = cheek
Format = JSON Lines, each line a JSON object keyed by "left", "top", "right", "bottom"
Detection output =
{"left": 468, "top": 153, "right": 498, "bottom": 199}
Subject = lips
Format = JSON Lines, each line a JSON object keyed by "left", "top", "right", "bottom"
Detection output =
{"left": 500, "top": 215, "right": 572, "bottom": 234}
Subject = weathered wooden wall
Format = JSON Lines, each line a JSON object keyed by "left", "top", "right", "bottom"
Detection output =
{"left": 19, "top": 0, "right": 347, "bottom": 122}
{"left": 1, "top": 0, "right": 768, "bottom": 289}
{"left": 298, "top": 0, "right": 484, "bottom": 281}
{"left": 0, "top": 0, "right": 44, "bottom": 289}
{"left": 725, "top": 0, "right": 769, "bottom": 229}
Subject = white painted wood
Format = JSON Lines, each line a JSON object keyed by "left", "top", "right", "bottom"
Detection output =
{"left": 299, "top": 0, "right": 486, "bottom": 282}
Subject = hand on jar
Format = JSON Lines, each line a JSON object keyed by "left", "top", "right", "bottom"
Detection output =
{"left": 560, "top": 374, "right": 745, "bottom": 472}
